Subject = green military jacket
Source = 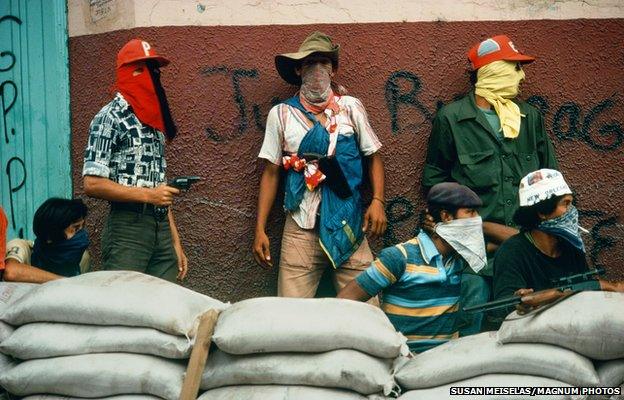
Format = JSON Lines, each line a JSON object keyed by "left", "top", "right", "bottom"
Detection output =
{"left": 423, "top": 91, "right": 558, "bottom": 233}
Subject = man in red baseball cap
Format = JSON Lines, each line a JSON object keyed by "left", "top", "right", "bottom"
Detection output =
{"left": 82, "top": 39, "right": 187, "bottom": 283}
{"left": 422, "top": 34, "right": 559, "bottom": 334}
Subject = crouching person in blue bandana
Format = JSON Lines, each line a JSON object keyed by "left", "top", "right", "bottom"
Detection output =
{"left": 338, "top": 183, "right": 487, "bottom": 353}
{"left": 3, "top": 198, "right": 90, "bottom": 283}
{"left": 492, "top": 169, "right": 624, "bottom": 318}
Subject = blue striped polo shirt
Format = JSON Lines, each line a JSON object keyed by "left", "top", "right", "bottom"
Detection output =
{"left": 356, "top": 231, "right": 464, "bottom": 353}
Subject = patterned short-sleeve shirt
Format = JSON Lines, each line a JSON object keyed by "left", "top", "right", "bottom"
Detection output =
{"left": 82, "top": 93, "right": 167, "bottom": 188}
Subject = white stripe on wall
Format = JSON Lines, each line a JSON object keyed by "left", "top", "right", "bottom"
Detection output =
{"left": 69, "top": 0, "right": 624, "bottom": 37}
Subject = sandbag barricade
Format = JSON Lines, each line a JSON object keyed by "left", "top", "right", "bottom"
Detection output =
{"left": 23, "top": 396, "right": 162, "bottom": 400}
{"left": 0, "top": 271, "right": 227, "bottom": 337}
{"left": 0, "top": 322, "right": 192, "bottom": 359}
{"left": 201, "top": 348, "right": 395, "bottom": 395}
{"left": 0, "top": 271, "right": 226, "bottom": 399}
{"left": 212, "top": 297, "right": 408, "bottom": 357}
{"left": 498, "top": 292, "right": 624, "bottom": 360}
{"left": 197, "top": 385, "right": 378, "bottom": 400}
{"left": 397, "top": 374, "right": 583, "bottom": 400}
{"left": 0, "top": 353, "right": 185, "bottom": 400}
{"left": 207, "top": 297, "right": 403, "bottom": 397}
{"left": 396, "top": 331, "right": 599, "bottom": 388}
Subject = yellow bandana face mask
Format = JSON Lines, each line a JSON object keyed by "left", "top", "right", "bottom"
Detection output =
{"left": 475, "top": 60, "right": 526, "bottom": 139}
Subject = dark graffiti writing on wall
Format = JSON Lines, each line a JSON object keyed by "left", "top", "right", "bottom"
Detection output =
{"left": 384, "top": 71, "right": 624, "bottom": 152}
{"left": 528, "top": 95, "right": 624, "bottom": 151}
{"left": 200, "top": 66, "right": 279, "bottom": 141}
{"left": 0, "top": 14, "right": 25, "bottom": 238}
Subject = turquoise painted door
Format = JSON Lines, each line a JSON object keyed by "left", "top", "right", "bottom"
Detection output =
{"left": 0, "top": 0, "right": 71, "bottom": 240}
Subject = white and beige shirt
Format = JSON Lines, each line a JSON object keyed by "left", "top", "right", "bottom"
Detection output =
{"left": 258, "top": 95, "right": 382, "bottom": 229}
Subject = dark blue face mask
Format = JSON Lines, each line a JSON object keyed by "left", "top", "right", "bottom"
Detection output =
{"left": 537, "top": 205, "right": 585, "bottom": 253}
{"left": 31, "top": 229, "right": 90, "bottom": 277}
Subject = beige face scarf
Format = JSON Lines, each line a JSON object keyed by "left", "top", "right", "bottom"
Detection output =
{"left": 475, "top": 60, "right": 526, "bottom": 139}
{"left": 300, "top": 61, "right": 333, "bottom": 104}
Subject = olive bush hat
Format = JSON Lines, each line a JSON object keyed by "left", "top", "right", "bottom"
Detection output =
{"left": 275, "top": 31, "right": 340, "bottom": 85}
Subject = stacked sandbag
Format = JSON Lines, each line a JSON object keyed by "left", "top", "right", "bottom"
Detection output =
{"left": 198, "top": 385, "right": 377, "bottom": 400}
{"left": 397, "top": 332, "right": 599, "bottom": 389}
{"left": 0, "top": 271, "right": 227, "bottom": 400}
{"left": 396, "top": 332, "right": 598, "bottom": 399}
{"left": 498, "top": 292, "right": 624, "bottom": 399}
{"left": 398, "top": 374, "right": 582, "bottom": 400}
{"left": 202, "top": 297, "right": 407, "bottom": 397}
{"left": 395, "top": 292, "right": 624, "bottom": 400}
{"left": 592, "top": 360, "right": 624, "bottom": 400}
{"left": 497, "top": 292, "right": 624, "bottom": 360}
{"left": 0, "top": 282, "right": 38, "bottom": 377}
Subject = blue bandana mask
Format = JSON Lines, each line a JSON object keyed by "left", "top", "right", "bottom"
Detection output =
{"left": 32, "top": 229, "right": 90, "bottom": 277}
{"left": 537, "top": 205, "right": 585, "bottom": 253}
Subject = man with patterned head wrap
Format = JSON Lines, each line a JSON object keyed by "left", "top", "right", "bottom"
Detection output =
{"left": 422, "top": 35, "right": 559, "bottom": 334}
{"left": 82, "top": 39, "right": 187, "bottom": 282}
{"left": 253, "top": 31, "right": 387, "bottom": 299}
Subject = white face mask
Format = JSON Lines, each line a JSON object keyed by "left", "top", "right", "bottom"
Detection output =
{"left": 434, "top": 216, "right": 487, "bottom": 273}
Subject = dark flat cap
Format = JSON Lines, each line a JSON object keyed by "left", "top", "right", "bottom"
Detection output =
{"left": 427, "top": 182, "right": 483, "bottom": 208}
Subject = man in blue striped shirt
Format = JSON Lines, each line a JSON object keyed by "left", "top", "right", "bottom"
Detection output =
{"left": 338, "top": 183, "right": 486, "bottom": 353}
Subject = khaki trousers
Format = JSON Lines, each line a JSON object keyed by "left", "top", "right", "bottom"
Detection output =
{"left": 278, "top": 215, "right": 378, "bottom": 305}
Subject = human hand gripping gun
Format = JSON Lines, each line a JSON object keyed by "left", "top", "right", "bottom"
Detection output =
{"left": 463, "top": 268, "right": 605, "bottom": 315}
{"left": 154, "top": 176, "right": 202, "bottom": 219}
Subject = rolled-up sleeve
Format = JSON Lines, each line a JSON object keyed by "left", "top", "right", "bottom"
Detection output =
{"left": 82, "top": 110, "right": 116, "bottom": 178}
{"left": 349, "top": 98, "right": 382, "bottom": 156}
{"left": 258, "top": 105, "right": 283, "bottom": 165}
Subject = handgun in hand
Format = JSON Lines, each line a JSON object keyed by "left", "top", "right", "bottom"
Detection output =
{"left": 168, "top": 176, "right": 201, "bottom": 191}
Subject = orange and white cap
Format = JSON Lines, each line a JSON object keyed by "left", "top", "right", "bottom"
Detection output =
{"left": 468, "top": 35, "right": 535, "bottom": 70}
{"left": 116, "top": 39, "right": 170, "bottom": 69}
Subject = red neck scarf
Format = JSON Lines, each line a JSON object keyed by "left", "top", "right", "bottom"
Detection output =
{"left": 299, "top": 90, "right": 340, "bottom": 133}
{"left": 116, "top": 64, "right": 165, "bottom": 133}
{"left": 299, "top": 90, "right": 340, "bottom": 115}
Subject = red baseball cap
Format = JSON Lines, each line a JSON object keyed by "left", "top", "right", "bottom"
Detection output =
{"left": 467, "top": 35, "right": 535, "bottom": 70}
{"left": 116, "top": 39, "right": 170, "bottom": 69}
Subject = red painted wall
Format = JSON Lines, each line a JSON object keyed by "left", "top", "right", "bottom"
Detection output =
{"left": 69, "top": 20, "right": 624, "bottom": 301}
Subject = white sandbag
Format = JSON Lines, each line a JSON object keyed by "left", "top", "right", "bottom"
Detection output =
{"left": 198, "top": 385, "right": 369, "bottom": 400}
{"left": 0, "top": 353, "right": 185, "bottom": 400}
{"left": 23, "top": 397, "right": 161, "bottom": 400}
{"left": 201, "top": 349, "right": 395, "bottom": 395}
{"left": 212, "top": 297, "right": 407, "bottom": 358}
{"left": 498, "top": 292, "right": 624, "bottom": 360}
{"left": 0, "top": 322, "right": 13, "bottom": 342}
{"left": 597, "top": 360, "right": 624, "bottom": 387}
{"left": 398, "top": 374, "right": 584, "bottom": 400}
{"left": 0, "top": 271, "right": 226, "bottom": 337}
{"left": 0, "top": 353, "right": 16, "bottom": 373}
{"left": 0, "top": 282, "right": 37, "bottom": 312}
{"left": 396, "top": 331, "right": 599, "bottom": 388}
{"left": 0, "top": 322, "right": 192, "bottom": 359}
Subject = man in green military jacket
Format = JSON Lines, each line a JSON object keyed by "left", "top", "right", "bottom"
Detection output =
{"left": 422, "top": 35, "right": 559, "bottom": 334}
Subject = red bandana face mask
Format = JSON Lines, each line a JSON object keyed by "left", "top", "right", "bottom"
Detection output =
{"left": 116, "top": 62, "right": 166, "bottom": 133}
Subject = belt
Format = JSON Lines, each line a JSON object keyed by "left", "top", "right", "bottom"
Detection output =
{"left": 110, "top": 202, "right": 168, "bottom": 220}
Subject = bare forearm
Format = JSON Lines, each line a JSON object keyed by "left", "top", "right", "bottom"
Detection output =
{"left": 83, "top": 176, "right": 149, "bottom": 203}
{"left": 483, "top": 221, "right": 518, "bottom": 245}
{"left": 368, "top": 153, "right": 385, "bottom": 200}
{"left": 337, "top": 279, "right": 373, "bottom": 302}
{"left": 168, "top": 209, "right": 181, "bottom": 245}
{"left": 3, "top": 260, "right": 62, "bottom": 283}
{"left": 255, "top": 163, "right": 280, "bottom": 233}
